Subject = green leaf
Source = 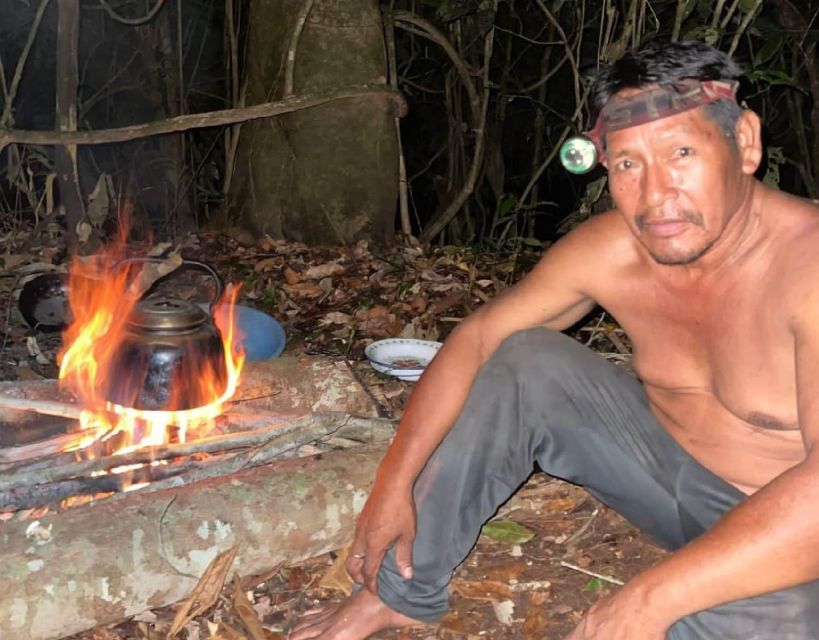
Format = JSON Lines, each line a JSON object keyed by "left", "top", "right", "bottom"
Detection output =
{"left": 738, "top": 0, "right": 758, "bottom": 13}
{"left": 682, "top": 25, "right": 721, "bottom": 45}
{"left": 753, "top": 34, "right": 782, "bottom": 67}
{"left": 482, "top": 519, "right": 536, "bottom": 544}
{"left": 695, "top": 0, "right": 713, "bottom": 20}
{"left": 499, "top": 194, "right": 518, "bottom": 216}
{"left": 744, "top": 69, "right": 801, "bottom": 89}
{"left": 582, "top": 578, "right": 605, "bottom": 592}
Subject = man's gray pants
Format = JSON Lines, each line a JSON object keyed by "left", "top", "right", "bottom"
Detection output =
{"left": 376, "top": 328, "right": 819, "bottom": 639}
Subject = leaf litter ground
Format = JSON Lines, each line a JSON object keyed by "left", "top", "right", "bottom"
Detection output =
{"left": 0, "top": 230, "right": 665, "bottom": 640}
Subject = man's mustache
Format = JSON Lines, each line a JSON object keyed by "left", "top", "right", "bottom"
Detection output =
{"left": 635, "top": 210, "right": 704, "bottom": 230}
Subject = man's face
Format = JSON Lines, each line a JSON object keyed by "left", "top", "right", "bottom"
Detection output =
{"left": 605, "top": 106, "right": 746, "bottom": 265}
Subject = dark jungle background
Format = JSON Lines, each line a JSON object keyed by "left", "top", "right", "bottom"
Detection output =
{"left": 0, "top": 0, "right": 817, "bottom": 255}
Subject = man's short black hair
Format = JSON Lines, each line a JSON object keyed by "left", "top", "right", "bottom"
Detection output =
{"left": 590, "top": 41, "right": 744, "bottom": 138}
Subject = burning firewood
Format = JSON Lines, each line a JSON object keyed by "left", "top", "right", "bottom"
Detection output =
{"left": 0, "top": 413, "right": 394, "bottom": 512}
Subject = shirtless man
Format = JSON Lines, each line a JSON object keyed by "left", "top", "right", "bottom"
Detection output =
{"left": 291, "top": 41, "right": 819, "bottom": 639}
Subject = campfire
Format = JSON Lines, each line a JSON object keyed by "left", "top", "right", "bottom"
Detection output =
{"left": 0, "top": 244, "right": 395, "bottom": 518}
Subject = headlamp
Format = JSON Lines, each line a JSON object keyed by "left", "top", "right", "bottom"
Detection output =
{"left": 559, "top": 136, "right": 599, "bottom": 174}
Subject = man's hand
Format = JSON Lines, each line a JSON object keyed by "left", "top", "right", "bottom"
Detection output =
{"left": 346, "top": 481, "right": 416, "bottom": 593}
{"left": 564, "top": 582, "right": 675, "bottom": 640}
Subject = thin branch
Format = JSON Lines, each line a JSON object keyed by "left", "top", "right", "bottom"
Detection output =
{"left": 391, "top": 11, "right": 481, "bottom": 125}
{"left": 176, "top": 0, "right": 185, "bottom": 115}
{"left": 516, "top": 125, "right": 570, "bottom": 213}
{"left": 531, "top": 0, "right": 580, "bottom": 111}
{"left": 409, "top": 143, "right": 447, "bottom": 183}
{"left": 494, "top": 25, "right": 565, "bottom": 46}
{"left": 400, "top": 76, "right": 445, "bottom": 94}
{"left": 671, "top": 0, "right": 688, "bottom": 42}
{"left": 1, "top": 0, "right": 52, "bottom": 127}
{"left": 711, "top": 0, "right": 727, "bottom": 29}
{"left": 96, "top": 0, "right": 168, "bottom": 26}
{"left": 284, "top": 0, "right": 316, "bottom": 97}
{"left": 0, "top": 85, "right": 407, "bottom": 150}
{"left": 0, "top": 52, "right": 8, "bottom": 105}
{"left": 385, "top": 12, "right": 411, "bottom": 236}
{"left": 728, "top": 0, "right": 763, "bottom": 56}
{"left": 78, "top": 51, "right": 140, "bottom": 120}
{"left": 221, "top": 0, "right": 243, "bottom": 197}
{"left": 801, "top": 5, "right": 819, "bottom": 48}
{"left": 719, "top": 0, "right": 742, "bottom": 31}
{"left": 0, "top": 395, "right": 81, "bottom": 419}
{"left": 559, "top": 561, "right": 624, "bottom": 586}
{"left": 419, "top": 4, "right": 497, "bottom": 243}
{"left": 518, "top": 37, "right": 573, "bottom": 94}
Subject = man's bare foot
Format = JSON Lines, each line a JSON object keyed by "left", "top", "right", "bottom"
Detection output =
{"left": 288, "top": 587, "right": 421, "bottom": 640}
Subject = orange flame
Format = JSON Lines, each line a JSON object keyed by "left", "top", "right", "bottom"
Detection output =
{"left": 58, "top": 247, "right": 245, "bottom": 456}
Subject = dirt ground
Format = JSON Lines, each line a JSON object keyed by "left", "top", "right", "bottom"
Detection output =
{"left": 0, "top": 230, "right": 665, "bottom": 639}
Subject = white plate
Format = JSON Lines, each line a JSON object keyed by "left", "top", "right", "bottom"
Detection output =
{"left": 365, "top": 338, "right": 443, "bottom": 382}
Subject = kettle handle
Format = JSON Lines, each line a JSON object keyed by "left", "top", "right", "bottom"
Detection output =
{"left": 116, "top": 257, "right": 225, "bottom": 315}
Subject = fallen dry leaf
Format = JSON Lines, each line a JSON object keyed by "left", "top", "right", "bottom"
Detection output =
{"left": 304, "top": 262, "right": 345, "bottom": 279}
{"left": 481, "top": 559, "right": 529, "bottom": 583}
{"left": 540, "top": 496, "right": 580, "bottom": 513}
{"left": 283, "top": 282, "right": 324, "bottom": 298}
{"left": 283, "top": 266, "right": 302, "bottom": 284}
{"left": 232, "top": 575, "right": 267, "bottom": 640}
{"left": 318, "top": 542, "right": 355, "bottom": 596}
{"left": 251, "top": 595, "right": 273, "bottom": 619}
{"left": 450, "top": 578, "right": 512, "bottom": 601}
{"left": 2, "top": 254, "right": 28, "bottom": 269}
{"left": 166, "top": 546, "right": 238, "bottom": 639}
{"left": 256, "top": 235, "right": 278, "bottom": 252}
{"left": 207, "top": 621, "right": 247, "bottom": 640}
{"left": 319, "top": 311, "right": 353, "bottom": 327}
{"left": 522, "top": 591, "right": 551, "bottom": 638}
{"left": 253, "top": 258, "right": 279, "bottom": 273}
{"left": 127, "top": 252, "right": 184, "bottom": 298}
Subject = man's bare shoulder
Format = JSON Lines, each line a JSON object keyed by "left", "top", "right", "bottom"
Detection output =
{"left": 765, "top": 190, "right": 819, "bottom": 314}
{"left": 553, "top": 210, "right": 637, "bottom": 259}
{"left": 523, "top": 210, "right": 641, "bottom": 306}
{"left": 767, "top": 190, "right": 819, "bottom": 263}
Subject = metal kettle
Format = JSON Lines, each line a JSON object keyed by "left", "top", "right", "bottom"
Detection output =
{"left": 103, "top": 259, "right": 229, "bottom": 412}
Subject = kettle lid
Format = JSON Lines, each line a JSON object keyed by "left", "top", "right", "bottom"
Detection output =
{"left": 128, "top": 295, "right": 209, "bottom": 332}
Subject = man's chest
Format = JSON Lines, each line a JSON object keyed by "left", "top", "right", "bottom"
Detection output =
{"left": 602, "top": 279, "right": 798, "bottom": 429}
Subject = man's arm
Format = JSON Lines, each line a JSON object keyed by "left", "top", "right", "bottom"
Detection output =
{"left": 568, "top": 260, "right": 819, "bottom": 638}
{"left": 348, "top": 215, "right": 620, "bottom": 590}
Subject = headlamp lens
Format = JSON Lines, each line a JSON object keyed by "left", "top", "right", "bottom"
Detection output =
{"left": 559, "top": 136, "right": 598, "bottom": 174}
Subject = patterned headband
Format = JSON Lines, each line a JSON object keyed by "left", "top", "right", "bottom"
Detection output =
{"left": 587, "top": 79, "right": 739, "bottom": 162}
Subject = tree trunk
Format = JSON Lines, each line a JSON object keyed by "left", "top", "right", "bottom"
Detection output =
{"left": 0, "top": 443, "right": 386, "bottom": 640}
{"left": 228, "top": 0, "right": 399, "bottom": 245}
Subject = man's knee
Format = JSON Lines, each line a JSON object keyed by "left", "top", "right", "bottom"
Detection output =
{"left": 489, "top": 328, "right": 588, "bottom": 380}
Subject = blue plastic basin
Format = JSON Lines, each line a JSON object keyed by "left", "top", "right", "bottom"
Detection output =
{"left": 204, "top": 303, "right": 286, "bottom": 361}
